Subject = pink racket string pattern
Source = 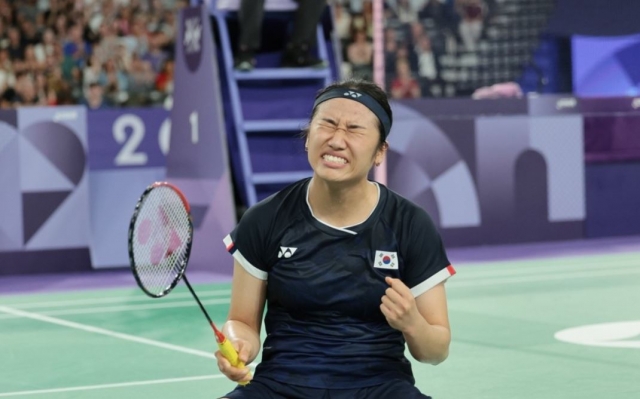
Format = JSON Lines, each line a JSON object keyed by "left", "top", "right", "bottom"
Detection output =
{"left": 131, "top": 186, "right": 192, "bottom": 296}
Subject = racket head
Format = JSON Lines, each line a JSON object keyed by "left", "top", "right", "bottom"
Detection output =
{"left": 128, "top": 182, "right": 193, "bottom": 298}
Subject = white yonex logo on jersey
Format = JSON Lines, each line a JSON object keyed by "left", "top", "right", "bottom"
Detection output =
{"left": 278, "top": 247, "right": 297, "bottom": 259}
{"left": 374, "top": 250, "right": 398, "bottom": 270}
{"left": 344, "top": 91, "right": 361, "bottom": 98}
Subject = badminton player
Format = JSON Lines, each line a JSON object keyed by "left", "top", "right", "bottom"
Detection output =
{"left": 218, "top": 78, "right": 455, "bottom": 399}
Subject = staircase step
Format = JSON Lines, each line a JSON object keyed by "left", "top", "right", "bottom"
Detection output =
{"left": 234, "top": 67, "right": 330, "bottom": 81}
{"left": 252, "top": 171, "right": 312, "bottom": 185}
{"left": 243, "top": 119, "right": 309, "bottom": 132}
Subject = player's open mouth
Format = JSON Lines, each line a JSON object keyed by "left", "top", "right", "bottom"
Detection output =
{"left": 322, "top": 154, "right": 347, "bottom": 164}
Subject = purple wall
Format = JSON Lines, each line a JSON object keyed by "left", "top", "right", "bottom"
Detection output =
{"left": 88, "top": 108, "right": 170, "bottom": 269}
{"left": 165, "top": 5, "right": 237, "bottom": 274}
{"left": 387, "top": 98, "right": 585, "bottom": 247}
{"left": 0, "top": 107, "right": 91, "bottom": 275}
{"left": 3, "top": 94, "right": 640, "bottom": 275}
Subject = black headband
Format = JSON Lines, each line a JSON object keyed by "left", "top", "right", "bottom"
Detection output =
{"left": 312, "top": 88, "right": 392, "bottom": 139}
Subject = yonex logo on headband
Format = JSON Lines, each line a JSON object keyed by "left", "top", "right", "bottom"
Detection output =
{"left": 313, "top": 88, "right": 392, "bottom": 138}
{"left": 344, "top": 91, "right": 362, "bottom": 98}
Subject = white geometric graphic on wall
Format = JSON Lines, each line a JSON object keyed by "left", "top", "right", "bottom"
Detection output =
{"left": 0, "top": 122, "right": 21, "bottom": 250}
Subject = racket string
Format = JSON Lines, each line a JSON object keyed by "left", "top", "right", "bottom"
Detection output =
{"left": 133, "top": 186, "right": 191, "bottom": 296}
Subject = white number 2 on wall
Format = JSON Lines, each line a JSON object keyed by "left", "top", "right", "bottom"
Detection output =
{"left": 113, "top": 114, "right": 148, "bottom": 166}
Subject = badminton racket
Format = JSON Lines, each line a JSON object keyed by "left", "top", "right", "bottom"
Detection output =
{"left": 128, "top": 181, "right": 250, "bottom": 383}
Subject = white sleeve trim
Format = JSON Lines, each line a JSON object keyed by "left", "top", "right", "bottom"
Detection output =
{"left": 410, "top": 265, "right": 455, "bottom": 298}
{"left": 223, "top": 235, "right": 268, "bottom": 281}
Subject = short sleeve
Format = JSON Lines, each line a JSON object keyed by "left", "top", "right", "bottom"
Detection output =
{"left": 401, "top": 207, "right": 456, "bottom": 297}
{"left": 223, "top": 203, "right": 272, "bottom": 280}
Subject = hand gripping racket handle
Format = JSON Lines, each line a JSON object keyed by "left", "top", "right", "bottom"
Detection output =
{"left": 218, "top": 337, "right": 252, "bottom": 385}
{"left": 218, "top": 337, "right": 244, "bottom": 367}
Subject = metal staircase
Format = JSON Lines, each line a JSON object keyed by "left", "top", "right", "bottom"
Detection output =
{"left": 210, "top": 1, "right": 334, "bottom": 206}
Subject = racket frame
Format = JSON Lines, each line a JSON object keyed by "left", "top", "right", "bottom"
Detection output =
{"left": 128, "top": 181, "right": 194, "bottom": 299}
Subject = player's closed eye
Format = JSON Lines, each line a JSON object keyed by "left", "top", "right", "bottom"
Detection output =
{"left": 317, "top": 122, "right": 366, "bottom": 135}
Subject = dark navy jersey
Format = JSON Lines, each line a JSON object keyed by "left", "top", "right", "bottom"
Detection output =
{"left": 223, "top": 178, "right": 455, "bottom": 389}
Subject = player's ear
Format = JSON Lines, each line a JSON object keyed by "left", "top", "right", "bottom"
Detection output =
{"left": 374, "top": 142, "right": 388, "bottom": 166}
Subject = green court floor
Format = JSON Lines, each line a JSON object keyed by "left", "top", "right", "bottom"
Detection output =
{"left": 1, "top": 251, "right": 639, "bottom": 398}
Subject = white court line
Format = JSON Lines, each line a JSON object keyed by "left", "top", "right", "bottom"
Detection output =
{"left": 0, "top": 375, "right": 224, "bottom": 397}
{"left": 1, "top": 289, "right": 232, "bottom": 309}
{"left": 449, "top": 267, "right": 640, "bottom": 287}
{"left": 0, "top": 306, "right": 217, "bottom": 359}
{"left": 0, "top": 298, "right": 231, "bottom": 320}
{"left": 455, "top": 257, "right": 640, "bottom": 276}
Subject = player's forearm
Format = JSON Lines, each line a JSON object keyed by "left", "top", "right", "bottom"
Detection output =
{"left": 403, "top": 319, "right": 451, "bottom": 365}
{"left": 223, "top": 320, "right": 261, "bottom": 363}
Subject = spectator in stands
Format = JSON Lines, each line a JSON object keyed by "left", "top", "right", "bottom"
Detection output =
{"left": 52, "top": 13, "right": 67, "bottom": 37}
{"left": 418, "top": 0, "right": 456, "bottom": 31}
{"left": 46, "top": 65, "right": 74, "bottom": 105}
{"left": 13, "top": 71, "right": 41, "bottom": 106}
{"left": 390, "top": 0, "right": 418, "bottom": 24}
{"left": 0, "top": 88, "right": 17, "bottom": 108}
{"left": 349, "top": 9, "right": 371, "bottom": 41}
{"left": 83, "top": 54, "right": 103, "bottom": 90}
{"left": 234, "top": 0, "right": 328, "bottom": 71}
{"left": 7, "top": 27, "right": 25, "bottom": 61}
{"left": 362, "top": 0, "right": 374, "bottom": 38}
{"left": 384, "top": 27, "right": 399, "bottom": 74}
{"left": 101, "top": 58, "right": 129, "bottom": 105}
{"left": 68, "top": 65, "right": 84, "bottom": 102}
{"left": 0, "top": 49, "right": 15, "bottom": 93}
{"left": 390, "top": 57, "right": 421, "bottom": 99}
{"left": 114, "top": 42, "right": 133, "bottom": 72}
{"left": 20, "top": 19, "right": 40, "bottom": 47}
{"left": 142, "top": 32, "right": 168, "bottom": 73}
{"left": 415, "top": 34, "right": 440, "bottom": 96}
{"left": 83, "top": 82, "right": 109, "bottom": 110}
{"left": 17, "top": 0, "right": 38, "bottom": 24}
{"left": 115, "top": 7, "right": 133, "bottom": 36}
{"left": 456, "top": 0, "right": 486, "bottom": 51}
{"left": 333, "top": 1, "right": 352, "bottom": 70}
{"left": 121, "top": 15, "right": 149, "bottom": 55}
{"left": 409, "top": 21, "right": 426, "bottom": 46}
{"left": 34, "top": 72, "right": 50, "bottom": 105}
{"left": 22, "top": 45, "right": 44, "bottom": 73}
{"left": 62, "top": 23, "right": 90, "bottom": 79}
{"left": 128, "top": 54, "right": 156, "bottom": 105}
{"left": 94, "top": 21, "right": 120, "bottom": 65}
{"left": 155, "top": 58, "right": 174, "bottom": 95}
{"left": 34, "top": 28, "right": 57, "bottom": 62}
{"left": 346, "top": 29, "right": 373, "bottom": 81}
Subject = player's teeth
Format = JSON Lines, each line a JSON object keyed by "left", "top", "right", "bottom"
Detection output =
{"left": 324, "top": 154, "right": 347, "bottom": 164}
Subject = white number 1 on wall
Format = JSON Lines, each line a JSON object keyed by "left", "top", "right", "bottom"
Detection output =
{"left": 189, "top": 111, "right": 199, "bottom": 144}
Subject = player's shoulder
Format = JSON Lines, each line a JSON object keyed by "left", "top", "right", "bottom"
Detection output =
{"left": 379, "top": 183, "right": 431, "bottom": 222}
{"left": 239, "top": 178, "right": 309, "bottom": 225}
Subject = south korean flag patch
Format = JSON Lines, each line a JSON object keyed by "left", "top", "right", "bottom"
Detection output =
{"left": 374, "top": 250, "right": 398, "bottom": 270}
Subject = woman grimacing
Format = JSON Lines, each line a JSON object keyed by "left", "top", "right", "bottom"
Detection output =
{"left": 218, "top": 79, "right": 455, "bottom": 399}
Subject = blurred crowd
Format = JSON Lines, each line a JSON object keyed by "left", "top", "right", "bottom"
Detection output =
{"left": 334, "top": 0, "right": 495, "bottom": 99}
{"left": 0, "top": 0, "right": 186, "bottom": 109}
{"left": 0, "top": 0, "right": 520, "bottom": 109}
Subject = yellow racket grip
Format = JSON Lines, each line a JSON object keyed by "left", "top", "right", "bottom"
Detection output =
{"left": 218, "top": 338, "right": 252, "bottom": 385}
